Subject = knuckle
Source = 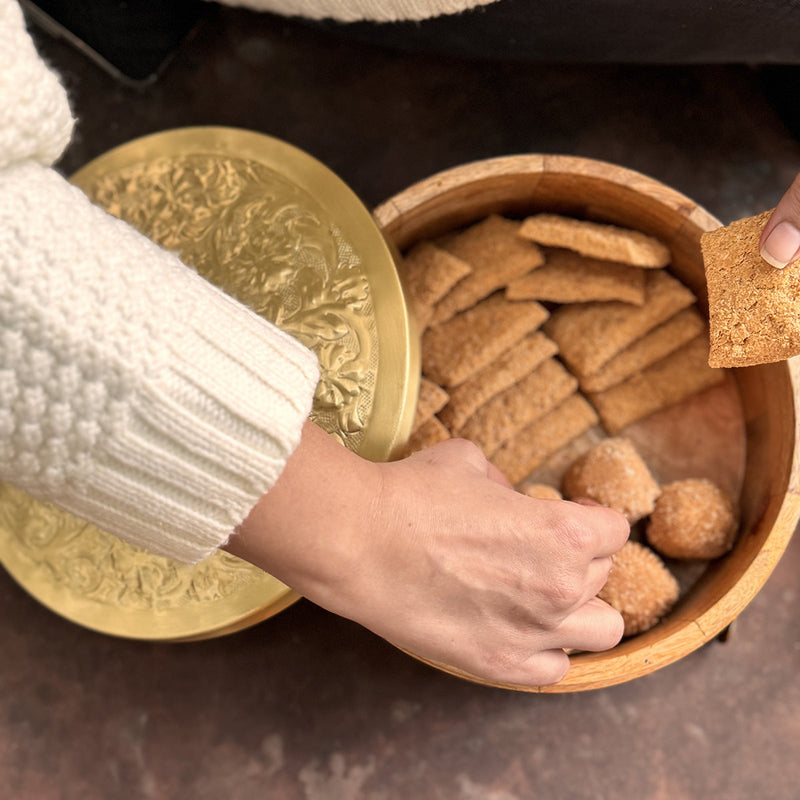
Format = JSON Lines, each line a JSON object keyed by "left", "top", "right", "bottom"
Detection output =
{"left": 546, "top": 569, "right": 585, "bottom": 610}
{"left": 555, "top": 516, "right": 594, "bottom": 555}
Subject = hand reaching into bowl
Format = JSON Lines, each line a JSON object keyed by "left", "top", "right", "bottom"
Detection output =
{"left": 760, "top": 172, "right": 800, "bottom": 269}
{"left": 227, "top": 420, "right": 630, "bottom": 688}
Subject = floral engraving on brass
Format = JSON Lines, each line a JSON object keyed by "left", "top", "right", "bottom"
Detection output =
{"left": 0, "top": 483, "right": 255, "bottom": 609}
{"left": 86, "top": 155, "right": 377, "bottom": 448}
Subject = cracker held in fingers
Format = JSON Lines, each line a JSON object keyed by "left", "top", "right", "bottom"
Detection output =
{"left": 519, "top": 214, "right": 671, "bottom": 268}
{"left": 579, "top": 307, "right": 707, "bottom": 393}
{"left": 587, "top": 335, "right": 725, "bottom": 434}
{"left": 702, "top": 209, "right": 800, "bottom": 367}
{"left": 422, "top": 295, "right": 549, "bottom": 388}
{"left": 439, "top": 331, "right": 558, "bottom": 432}
{"left": 543, "top": 269, "right": 695, "bottom": 378}
{"left": 431, "top": 215, "right": 545, "bottom": 324}
{"left": 411, "top": 377, "right": 450, "bottom": 433}
{"left": 459, "top": 358, "right": 578, "bottom": 457}
{"left": 491, "top": 394, "right": 599, "bottom": 486}
{"left": 506, "top": 247, "right": 647, "bottom": 305}
{"left": 397, "top": 241, "right": 472, "bottom": 330}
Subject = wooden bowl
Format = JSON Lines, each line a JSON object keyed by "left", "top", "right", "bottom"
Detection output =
{"left": 373, "top": 154, "right": 800, "bottom": 692}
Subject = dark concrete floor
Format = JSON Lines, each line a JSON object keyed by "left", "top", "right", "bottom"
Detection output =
{"left": 4, "top": 6, "right": 800, "bottom": 799}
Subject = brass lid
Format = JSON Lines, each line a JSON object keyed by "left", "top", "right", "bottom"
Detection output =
{"left": 0, "top": 127, "right": 418, "bottom": 641}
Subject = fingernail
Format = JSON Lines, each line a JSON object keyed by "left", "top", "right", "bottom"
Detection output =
{"left": 760, "top": 220, "right": 800, "bottom": 269}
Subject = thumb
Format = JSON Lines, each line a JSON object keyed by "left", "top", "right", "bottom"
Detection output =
{"left": 760, "top": 173, "right": 800, "bottom": 269}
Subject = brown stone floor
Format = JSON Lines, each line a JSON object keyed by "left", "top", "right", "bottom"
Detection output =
{"left": 4, "top": 6, "right": 800, "bottom": 799}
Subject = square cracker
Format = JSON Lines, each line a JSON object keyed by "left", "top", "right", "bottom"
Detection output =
{"left": 398, "top": 417, "right": 450, "bottom": 458}
{"left": 422, "top": 294, "right": 549, "bottom": 388}
{"left": 412, "top": 377, "right": 450, "bottom": 432}
{"left": 398, "top": 242, "right": 472, "bottom": 330}
{"left": 459, "top": 358, "right": 578, "bottom": 457}
{"left": 506, "top": 247, "right": 647, "bottom": 305}
{"left": 587, "top": 335, "right": 725, "bottom": 434}
{"left": 439, "top": 331, "right": 558, "bottom": 432}
{"left": 543, "top": 269, "right": 695, "bottom": 377}
{"left": 518, "top": 213, "right": 671, "bottom": 268}
{"left": 579, "top": 307, "right": 707, "bottom": 392}
{"left": 431, "top": 215, "right": 545, "bottom": 324}
{"left": 702, "top": 209, "right": 800, "bottom": 367}
{"left": 491, "top": 394, "right": 599, "bottom": 486}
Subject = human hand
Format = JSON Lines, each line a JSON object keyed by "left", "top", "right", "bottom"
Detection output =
{"left": 760, "top": 172, "right": 800, "bottom": 268}
{"left": 229, "top": 421, "right": 629, "bottom": 688}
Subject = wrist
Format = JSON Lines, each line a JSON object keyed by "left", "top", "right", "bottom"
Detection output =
{"left": 226, "top": 420, "right": 382, "bottom": 607}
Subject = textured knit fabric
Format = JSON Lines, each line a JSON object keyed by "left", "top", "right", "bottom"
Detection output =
{"left": 0, "top": 0, "right": 73, "bottom": 169}
{"left": 216, "top": 0, "right": 498, "bottom": 22}
{"left": 0, "top": 0, "right": 320, "bottom": 562}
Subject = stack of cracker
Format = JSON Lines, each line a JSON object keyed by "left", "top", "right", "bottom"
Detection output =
{"left": 397, "top": 212, "right": 727, "bottom": 487}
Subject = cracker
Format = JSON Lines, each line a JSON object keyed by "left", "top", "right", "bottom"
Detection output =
{"left": 519, "top": 482, "right": 563, "bottom": 501}
{"left": 579, "top": 307, "right": 707, "bottom": 392}
{"left": 439, "top": 331, "right": 558, "bottom": 432}
{"left": 398, "top": 416, "right": 450, "bottom": 458}
{"left": 431, "top": 215, "right": 545, "bottom": 324}
{"left": 506, "top": 247, "right": 647, "bottom": 305}
{"left": 412, "top": 377, "right": 450, "bottom": 432}
{"left": 491, "top": 394, "right": 599, "bottom": 486}
{"left": 702, "top": 209, "right": 800, "bottom": 367}
{"left": 587, "top": 335, "right": 725, "bottom": 434}
{"left": 398, "top": 242, "right": 472, "bottom": 329}
{"left": 543, "top": 269, "right": 695, "bottom": 377}
{"left": 422, "top": 295, "right": 549, "bottom": 388}
{"left": 460, "top": 358, "right": 578, "bottom": 457}
{"left": 518, "top": 213, "right": 671, "bottom": 268}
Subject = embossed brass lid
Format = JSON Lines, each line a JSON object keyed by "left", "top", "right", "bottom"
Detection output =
{"left": 0, "top": 127, "right": 418, "bottom": 641}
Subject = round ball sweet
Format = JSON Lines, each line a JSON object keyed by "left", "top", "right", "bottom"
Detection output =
{"left": 562, "top": 437, "right": 661, "bottom": 523}
{"left": 519, "top": 482, "right": 562, "bottom": 501}
{"left": 599, "top": 541, "right": 680, "bottom": 637}
{"left": 646, "top": 478, "right": 737, "bottom": 560}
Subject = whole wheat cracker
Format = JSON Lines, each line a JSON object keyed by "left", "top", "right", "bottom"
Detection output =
{"left": 519, "top": 213, "right": 671, "bottom": 268}
{"left": 412, "top": 377, "right": 450, "bottom": 432}
{"left": 398, "top": 241, "right": 472, "bottom": 330}
{"left": 491, "top": 394, "right": 599, "bottom": 486}
{"left": 506, "top": 247, "right": 647, "bottom": 305}
{"left": 439, "top": 331, "right": 558, "bottom": 432}
{"left": 701, "top": 209, "right": 800, "bottom": 367}
{"left": 543, "top": 269, "right": 695, "bottom": 377}
{"left": 587, "top": 335, "right": 725, "bottom": 434}
{"left": 398, "top": 416, "right": 450, "bottom": 458}
{"left": 579, "top": 307, "right": 707, "bottom": 392}
{"left": 422, "top": 294, "right": 549, "bottom": 388}
{"left": 459, "top": 358, "right": 578, "bottom": 457}
{"left": 431, "top": 215, "right": 545, "bottom": 324}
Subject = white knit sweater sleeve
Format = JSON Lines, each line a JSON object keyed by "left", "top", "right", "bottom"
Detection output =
{"left": 0, "top": 0, "right": 320, "bottom": 563}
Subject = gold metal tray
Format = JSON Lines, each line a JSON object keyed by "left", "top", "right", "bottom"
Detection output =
{"left": 0, "top": 127, "right": 418, "bottom": 641}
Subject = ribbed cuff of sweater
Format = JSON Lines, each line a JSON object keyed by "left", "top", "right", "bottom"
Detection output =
{"left": 0, "top": 161, "right": 320, "bottom": 563}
